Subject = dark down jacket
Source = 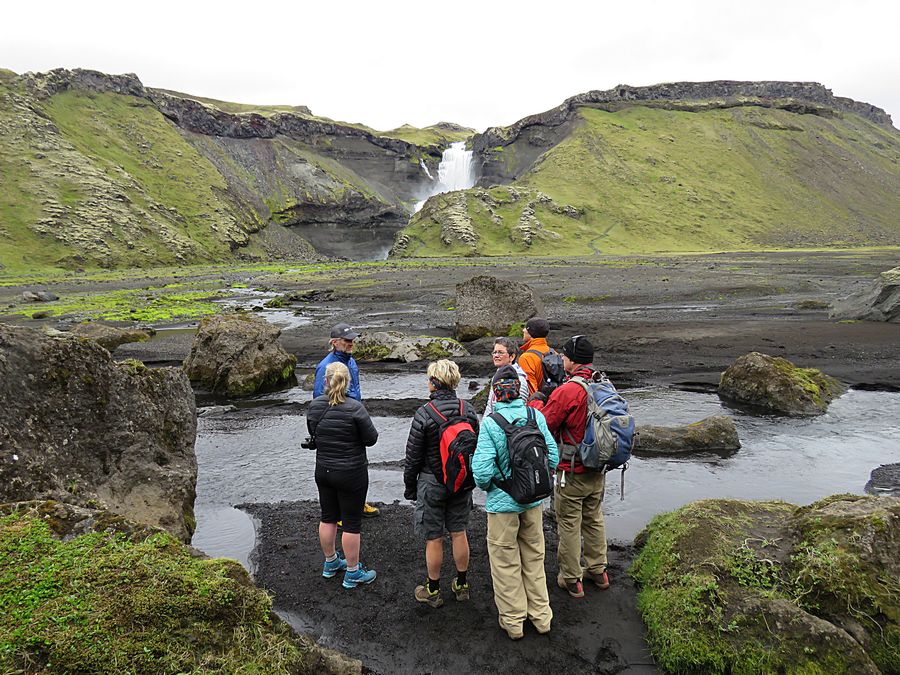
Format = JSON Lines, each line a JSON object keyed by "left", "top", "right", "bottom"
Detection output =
{"left": 403, "top": 388, "right": 480, "bottom": 499}
{"left": 307, "top": 395, "right": 378, "bottom": 470}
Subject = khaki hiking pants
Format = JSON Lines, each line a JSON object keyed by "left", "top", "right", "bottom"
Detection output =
{"left": 486, "top": 508, "right": 552, "bottom": 633}
{"left": 555, "top": 470, "right": 608, "bottom": 583}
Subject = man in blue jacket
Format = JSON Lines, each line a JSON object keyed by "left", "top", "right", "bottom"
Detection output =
{"left": 313, "top": 323, "right": 379, "bottom": 517}
{"left": 472, "top": 365, "right": 559, "bottom": 640}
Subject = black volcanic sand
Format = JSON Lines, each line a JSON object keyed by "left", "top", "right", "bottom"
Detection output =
{"left": 243, "top": 501, "right": 658, "bottom": 675}
{"left": 86, "top": 250, "right": 900, "bottom": 391}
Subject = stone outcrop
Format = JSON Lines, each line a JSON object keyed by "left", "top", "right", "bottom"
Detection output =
{"left": 4, "top": 68, "right": 442, "bottom": 268}
{"left": 634, "top": 415, "right": 740, "bottom": 455}
{"left": 632, "top": 495, "right": 899, "bottom": 674}
{"left": 183, "top": 313, "right": 296, "bottom": 396}
{"left": 0, "top": 324, "right": 197, "bottom": 542}
{"left": 454, "top": 275, "right": 544, "bottom": 341}
{"left": 718, "top": 352, "right": 845, "bottom": 416}
{"left": 474, "top": 81, "right": 894, "bottom": 185}
{"left": 353, "top": 331, "right": 469, "bottom": 363}
{"left": 0, "top": 500, "right": 362, "bottom": 674}
{"left": 830, "top": 266, "right": 900, "bottom": 323}
{"left": 865, "top": 463, "right": 900, "bottom": 497}
{"left": 69, "top": 322, "right": 153, "bottom": 352}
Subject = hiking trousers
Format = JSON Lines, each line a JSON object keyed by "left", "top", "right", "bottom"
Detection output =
{"left": 486, "top": 507, "right": 552, "bottom": 633}
{"left": 555, "top": 470, "right": 607, "bottom": 582}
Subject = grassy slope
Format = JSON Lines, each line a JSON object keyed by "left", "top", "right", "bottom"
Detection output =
{"left": 400, "top": 105, "right": 900, "bottom": 256}
{"left": 377, "top": 124, "right": 473, "bottom": 147}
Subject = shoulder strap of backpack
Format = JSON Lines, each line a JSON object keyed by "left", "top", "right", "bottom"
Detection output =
{"left": 425, "top": 401, "right": 447, "bottom": 426}
{"left": 488, "top": 411, "right": 517, "bottom": 434}
{"left": 561, "top": 376, "right": 592, "bottom": 446}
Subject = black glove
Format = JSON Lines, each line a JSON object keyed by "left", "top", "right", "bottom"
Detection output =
{"left": 404, "top": 489, "right": 417, "bottom": 502}
{"left": 528, "top": 392, "right": 547, "bottom": 403}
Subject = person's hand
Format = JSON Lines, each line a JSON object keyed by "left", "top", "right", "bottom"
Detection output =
{"left": 528, "top": 392, "right": 547, "bottom": 403}
{"left": 404, "top": 490, "right": 417, "bottom": 502}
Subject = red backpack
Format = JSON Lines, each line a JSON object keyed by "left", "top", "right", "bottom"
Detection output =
{"left": 425, "top": 401, "right": 477, "bottom": 494}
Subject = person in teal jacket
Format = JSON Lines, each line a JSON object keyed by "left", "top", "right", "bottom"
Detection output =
{"left": 472, "top": 365, "right": 559, "bottom": 640}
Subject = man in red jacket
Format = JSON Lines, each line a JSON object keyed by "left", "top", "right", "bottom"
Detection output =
{"left": 529, "top": 335, "right": 609, "bottom": 598}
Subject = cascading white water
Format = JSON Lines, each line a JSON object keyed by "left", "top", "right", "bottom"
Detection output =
{"left": 414, "top": 141, "right": 475, "bottom": 212}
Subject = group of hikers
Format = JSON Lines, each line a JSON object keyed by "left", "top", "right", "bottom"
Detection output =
{"left": 305, "top": 317, "right": 616, "bottom": 640}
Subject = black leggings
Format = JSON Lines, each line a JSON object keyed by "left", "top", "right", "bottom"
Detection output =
{"left": 315, "top": 464, "right": 368, "bottom": 534}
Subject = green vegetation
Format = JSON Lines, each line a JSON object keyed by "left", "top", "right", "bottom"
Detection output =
{"left": 398, "top": 105, "right": 900, "bottom": 257}
{"left": 631, "top": 497, "right": 899, "bottom": 674}
{"left": 376, "top": 123, "right": 474, "bottom": 147}
{"left": 0, "top": 285, "right": 226, "bottom": 323}
{"left": 0, "top": 508, "right": 316, "bottom": 673}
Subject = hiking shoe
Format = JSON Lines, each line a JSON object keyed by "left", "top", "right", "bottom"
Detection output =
{"left": 451, "top": 578, "right": 470, "bottom": 601}
{"left": 342, "top": 564, "right": 377, "bottom": 589}
{"left": 415, "top": 583, "right": 444, "bottom": 608}
{"left": 322, "top": 554, "right": 347, "bottom": 579}
{"left": 363, "top": 502, "right": 380, "bottom": 517}
{"left": 585, "top": 569, "right": 610, "bottom": 590}
{"left": 557, "top": 575, "right": 585, "bottom": 598}
{"left": 531, "top": 619, "right": 551, "bottom": 635}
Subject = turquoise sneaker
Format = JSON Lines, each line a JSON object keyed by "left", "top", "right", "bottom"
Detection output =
{"left": 322, "top": 554, "right": 347, "bottom": 579}
{"left": 342, "top": 564, "right": 377, "bottom": 589}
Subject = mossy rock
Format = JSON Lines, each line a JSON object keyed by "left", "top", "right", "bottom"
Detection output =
{"left": 718, "top": 352, "right": 845, "bottom": 416}
{"left": 352, "top": 331, "right": 468, "bottom": 363}
{"left": 468, "top": 383, "right": 490, "bottom": 413}
{"left": 631, "top": 495, "right": 899, "bottom": 674}
{"left": 0, "top": 501, "right": 360, "bottom": 674}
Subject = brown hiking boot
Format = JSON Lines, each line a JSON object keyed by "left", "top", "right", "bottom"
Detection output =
{"left": 557, "top": 574, "right": 585, "bottom": 598}
{"left": 585, "top": 569, "right": 610, "bottom": 590}
{"left": 414, "top": 583, "right": 444, "bottom": 608}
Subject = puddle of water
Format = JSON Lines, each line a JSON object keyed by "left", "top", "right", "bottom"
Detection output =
{"left": 213, "top": 288, "right": 313, "bottom": 330}
{"left": 192, "top": 387, "right": 900, "bottom": 566}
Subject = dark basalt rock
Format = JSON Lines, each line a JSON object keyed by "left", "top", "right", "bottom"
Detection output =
{"left": 718, "top": 351, "right": 845, "bottom": 416}
{"left": 865, "top": 463, "right": 900, "bottom": 497}
{"left": 454, "top": 275, "right": 544, "bottom": 341}
{"left": 635, "top": 415, "right": 740, "bottom": 455}
{"left": 831, "top": 266, "right": 900, "bottom": 323}
{"left": 0, "top": 324, "right": 197, "bottom": 542}
{"left": 183, "top": 313, "right": 297, "bottom": 396}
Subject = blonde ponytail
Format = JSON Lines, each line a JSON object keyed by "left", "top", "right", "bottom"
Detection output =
{"left": 325, "top": 361, "right": 350, "bottom": 406}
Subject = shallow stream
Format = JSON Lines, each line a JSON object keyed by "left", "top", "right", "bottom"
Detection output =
{"left": 191, "top": 377, "right": 900, "bottom": 569}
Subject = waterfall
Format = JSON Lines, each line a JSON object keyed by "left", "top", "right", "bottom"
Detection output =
{"left": 414, "top": 141, "right": 475, "bottom": 212}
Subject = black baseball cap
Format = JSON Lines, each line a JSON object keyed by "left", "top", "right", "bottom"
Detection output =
{"left": 330, "top": 323, "right": 359, "bottom": 340}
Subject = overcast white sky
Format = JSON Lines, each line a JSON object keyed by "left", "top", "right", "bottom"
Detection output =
{"left": 2, "top": 1, "right": 898, "bottom": 131}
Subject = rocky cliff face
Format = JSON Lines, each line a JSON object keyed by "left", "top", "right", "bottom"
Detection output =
{"left": 1, "top": 68, "right": 443, "bottom": 271}
{"left": 473, "top": 81, "right": 895, "bottom": 185}
{"left": 0, "top": 323, "right": 197, "bottom": 542}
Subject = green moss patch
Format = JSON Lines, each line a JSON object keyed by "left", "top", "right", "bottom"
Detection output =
{"left": 0, "top": 509, "right": 317, "bottom": 673}
{"left": 631, "top": 496, "right": 899, "bottom": 674}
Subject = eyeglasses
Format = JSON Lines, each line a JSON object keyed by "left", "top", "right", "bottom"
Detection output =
{"left": 491, "top": 350, "right": 509, "bottom": 356}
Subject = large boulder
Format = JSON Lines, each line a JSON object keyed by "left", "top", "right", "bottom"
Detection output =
{"left": 454, "top": 275, "right": 543, "bottom": 341}
{"left": 70, "top": 321, "right": 153, "bottom": 352}
{"left": 0, "top": 500, "right": 360, "bottom": 674}
{"left": 632, "top": 495, "right": 899, "bottom": 675}
{"left": 831, "top": 266, "right": 900, "bottom": 323}
{"left": 634, "top": 415, "right": 740, "bottom": 455}
{"left": 353, "top": 331, "right": 469, "bottom": 363}
{"left": 183, "top": 313, "right": 296, "bottom": 396}
{"left": 718, "top": 351, "right": 845, "bottom": 416}
{"left": 0, "top": 324, "right": 197, "bottom": 542}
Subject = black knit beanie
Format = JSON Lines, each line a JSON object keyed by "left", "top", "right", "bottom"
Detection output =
{"left": 562, "top": 335, "right": 594, "bottom": 364}
{"left": 525, "top": 317, "right": 550, "bottom": 338}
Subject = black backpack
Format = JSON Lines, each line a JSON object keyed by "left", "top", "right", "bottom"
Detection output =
{"left": 526, "top": 348, "right": 565, "bottom": 396}
{"left": 424, "top": 400, "right": 477, "bottom": 494}
{"left": 488, "top": 408, "right": 553, "bottom": 504}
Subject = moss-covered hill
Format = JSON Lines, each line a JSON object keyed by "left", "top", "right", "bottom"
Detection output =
{"left": 0, "top": 68, "right": 460, "bottom": 274}
{"left": 393, "top": 83, "right": 899, "bottom": 257}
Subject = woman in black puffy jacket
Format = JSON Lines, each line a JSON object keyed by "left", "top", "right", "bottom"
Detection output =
{"left": 307, "top": 361, "right": 379, "bottom": 589}
{"left": 403, "top": 359, "right": 480, "bottom": 607}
